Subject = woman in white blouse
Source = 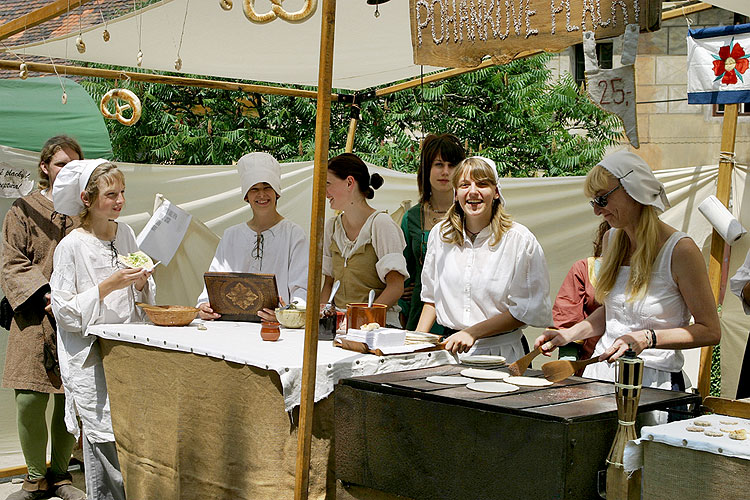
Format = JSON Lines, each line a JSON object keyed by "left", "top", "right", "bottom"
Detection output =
{"left": 321, "top": 153, "right": 408, "bottom": 324}
{"left": 417, "top": 157, "right": 552, "bottom": 360}
{"left": 534, "top": 150, "right": 720, "bottom": 391}
{"left": 51, "top": 160, "right": 155, "bottom": 500}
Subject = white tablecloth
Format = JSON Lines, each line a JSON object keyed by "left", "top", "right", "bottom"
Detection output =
{"left": 88, "top": 321, "right": 456, "bottom": 411}
{"left": 624, "top": 413, "right": 750, "bottom": 471}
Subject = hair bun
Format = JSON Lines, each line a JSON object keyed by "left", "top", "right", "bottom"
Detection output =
{"left": 370, "top": 172, "right": 384, "bottom": 190}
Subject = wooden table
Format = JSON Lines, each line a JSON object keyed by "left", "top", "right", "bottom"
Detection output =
{"left": 335, "top": 364, "right": 701, "bottom": 500}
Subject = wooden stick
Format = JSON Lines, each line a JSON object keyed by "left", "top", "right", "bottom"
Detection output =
{"left": 0, "top": 0, "right": 94, "bottom": 42}
{"left": 345, "top": 115, "right": 358, "bottom": 153}
{"left": 699, "top": 103, "right": 739, "bottom": 399}
{"left": 0, "top": 59, "right": 330, "bottom": 100}
{"left": 294, "top": 1, "right": 336, "bottom": 499}
{"left": 661, "top": 2, "right": 713, "bottom": 21}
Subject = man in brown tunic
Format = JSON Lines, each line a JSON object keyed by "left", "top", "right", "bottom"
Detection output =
{"left": 2, "top": 136, "right": 86, "bottom": 500}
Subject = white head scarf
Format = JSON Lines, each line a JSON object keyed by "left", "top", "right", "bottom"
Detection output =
{"left": 52, "top": 159, "right": 110, "bottom": 216}
{"left": 237, "top": 152, "right": 281, "bottom": 200}
{"left": 597, "top": 150, "right": 670, "bottom": 213}
{"left": 468, "top": 156, "right": 505, "bottom": 206}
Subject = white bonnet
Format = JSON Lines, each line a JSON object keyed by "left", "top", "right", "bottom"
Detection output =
{"left": 237, "top": 152, "right": 281, "bottom": 200}
{"left": 596, "top": 150, "right": 670, "bottom": 213}
{"left": 52, "top": 159, "right": 110, "bottom": 216}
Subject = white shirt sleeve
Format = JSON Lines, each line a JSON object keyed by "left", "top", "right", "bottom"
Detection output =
{"left": 371, "top": 213, "right": 409, "bottom": 282}
{"left": 505, "top": 233, "right": 553, "bottom": 328}
{"left": 420, "top": 224, "right": 439, "bottom": 305}
{"left": 322, "top": 217, "right": 335, "bottom": 278}
{"left": 50, "top": 240, "right": 101, "bottom": 336}
{"left": 730, "top": 249, "right": 750, "bottom": 315}
{"left": 287, "top": 224, "right": 309, "bottom": 303}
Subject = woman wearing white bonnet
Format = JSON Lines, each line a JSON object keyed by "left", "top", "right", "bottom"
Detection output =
{"left": 197, "top": 152, "right": 308, "bottom": 321}
{"left": 535, "top": 150, "right": 720, "bottom": 394}
{"left": 50, "top": 159, "right": 155, "bottom": 500}
{"left": 416, "top": 156, "right": 552, "bottom": 361}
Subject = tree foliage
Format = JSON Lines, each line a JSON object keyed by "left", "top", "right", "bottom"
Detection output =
{"left": 82, "top": 53, "right": 622, "bottom": 176}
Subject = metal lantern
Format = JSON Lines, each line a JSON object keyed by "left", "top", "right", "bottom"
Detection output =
{"left": 606, "top": 347, "right": 644, "bottom": 500}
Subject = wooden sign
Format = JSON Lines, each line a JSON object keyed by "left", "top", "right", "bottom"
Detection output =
{"left": 409, "top": 0, "right": 661, "bottom": 67}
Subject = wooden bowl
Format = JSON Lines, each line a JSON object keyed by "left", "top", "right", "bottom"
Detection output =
{"left": 137, "top": 303, "right": 199, "bottom": 326}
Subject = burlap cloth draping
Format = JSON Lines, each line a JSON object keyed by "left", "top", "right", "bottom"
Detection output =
{"left": 99, "top": 339, "right": 335, "bottom": 500}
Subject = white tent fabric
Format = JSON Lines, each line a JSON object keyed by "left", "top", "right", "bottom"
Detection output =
{"left": 5, "top": 0, "right": 443, "bottom": 91}
{"left": 2, "top": 143, "right": 749, "bottom": 467}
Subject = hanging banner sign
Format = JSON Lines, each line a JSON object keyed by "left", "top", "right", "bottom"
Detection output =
{"left": 0, "top": 162, "right": 34, "bottom": 198}
{"left": 409, "top": 0, "right": 661, "bottom": 67}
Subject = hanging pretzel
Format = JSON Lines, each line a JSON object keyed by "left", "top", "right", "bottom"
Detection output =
{"left": 100, "top": 89, "right": 142, "bottom": 126}
{"left": 243, "top": 0, "right": 317, "bottom": 23}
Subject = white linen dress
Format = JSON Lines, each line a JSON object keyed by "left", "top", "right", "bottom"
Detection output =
{"left": 51, "top": 224, "right": 156, "bottom": 442}
{"left": 196, "top": 218, "right": 308, "bottom": 306}
{"left": 421, "top": 221, "right": 552, "bottom": 363}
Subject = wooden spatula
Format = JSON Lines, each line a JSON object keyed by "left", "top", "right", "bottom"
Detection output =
{"left": 506, "top": 346, "right": 542, "bottom": 376}
{"left": 541, "top": 357, "right": 601, "bottom": 382}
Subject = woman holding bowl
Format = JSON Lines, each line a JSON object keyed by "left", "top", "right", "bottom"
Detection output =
{"left": 416, "top": 157, "right": 552, "bottom": 360}
{"left": 534, "top": 150, "right": 720, "bottom": 390}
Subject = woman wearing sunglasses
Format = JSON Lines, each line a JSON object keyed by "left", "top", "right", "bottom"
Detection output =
{"left": 535, "top": 150, "right": 720, "bottom": 393}
{"left": 416, "top": 157, "right": 552, "bottom": 359}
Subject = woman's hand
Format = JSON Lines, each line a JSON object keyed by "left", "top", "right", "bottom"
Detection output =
{"left": 44, "top": 292, "right": 53, "bottom": 316}
{"left": 258, "top": 296, "right": 284, "bottom": 322}
{"left": 400, "top": 282, "right": 415, "bottom": 302}
{"left": 134, "top": 269, "right": 152, "bottom": 292}
{"left": 444, "top": 330, "right": 477, "bottom": 354}
{"left": 99, "top": 268, "right": 148, "bottom": 299}
{"left": 599, "top": 330, "right": 650, "bottom": 363}
{"left": 198, "top": 302, "right": 221, "bottom": 320}
{"left": 534, "top": 328, "right": 568, "bottom": 356}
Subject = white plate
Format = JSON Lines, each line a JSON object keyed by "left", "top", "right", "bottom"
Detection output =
{"left": 460, "top": 355, "right": 506, "bottom": 365}
{"left": 460, "top": 368, "right": 509, "bottom": 380}
{"left": 466, "top": 382, "right": 519, "bottom": 393}
{"left": 504, "top": 376, "right": 553, "bottom": 387}
{"left": 426, "top": 375, "right": 475, "bottom": 385}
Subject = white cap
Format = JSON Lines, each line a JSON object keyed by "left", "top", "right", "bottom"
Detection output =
{"left": 237, "top": 152, "right": 281, "bottom": 200}
{"left": 597, "top": 150, "right": 670, "bottom": 213}
{"left": 468, "top": 156, "right": 505, "bottom": 206}
{"left": 52, "top": 159, "right": 110, "bottom": 216}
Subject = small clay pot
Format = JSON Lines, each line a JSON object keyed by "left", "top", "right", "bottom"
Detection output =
{"left": 260, "top": 321, "right": 281, "bottom": 341}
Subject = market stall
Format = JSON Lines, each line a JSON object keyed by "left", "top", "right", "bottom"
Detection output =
{"left": 88, "top": 321, "right": 455, "bottom": 500}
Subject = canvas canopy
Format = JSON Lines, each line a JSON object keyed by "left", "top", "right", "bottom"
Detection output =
{"left": 0, "top": 77, "right": 112, "bottom": 158}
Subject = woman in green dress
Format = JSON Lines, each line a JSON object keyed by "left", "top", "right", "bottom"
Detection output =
{"left": 399, "top": 134, "right": 465, "bottom": 332}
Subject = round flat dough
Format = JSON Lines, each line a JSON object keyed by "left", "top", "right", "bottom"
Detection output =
{"left": 466, "top": 382, "right": 519, "bottom": 393}
{"left": 505, "top": 376, "right": 553, "bottom": 387}
{"left": 686, "top": 426, "right": 705, "bottom": 432}
{"left": 460, "top": 368, "right": 510, "bottom": 380}
{"left": 460, "top": 354, "right": 506, "bottom": 365}
{"left": 729, "top": 429, "right": 747, "bottom": 441}
{"left": 426, "top": 375, "right": 475, "bottom": 385}
{"left": 704, "top": 429, "right": 724, "bottom": 437}
{"left": 719, "top": 420, "right": 738, "bottom": 425}
{"left": 693, "top": 420, "right": 712, "bottom": 427}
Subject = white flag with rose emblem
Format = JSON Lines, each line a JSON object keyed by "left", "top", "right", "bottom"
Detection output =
{"left": 687, "top": 23, "right": 750, "bottom": 104}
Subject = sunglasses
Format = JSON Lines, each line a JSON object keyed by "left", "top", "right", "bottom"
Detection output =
{"left": 589, "top": 170, "right": 633, "bottom": 208}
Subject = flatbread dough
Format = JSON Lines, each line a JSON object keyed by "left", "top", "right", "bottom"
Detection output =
{"left": 460, "top": 368, "right": 509, "bottom": 380}
{"left": 466, "top": 382, "right": 519, "bottom": 393}
{"left": 729, "top": 429, "right": 747, "bottom": 441}
{"left": 426, "top": 376, "right": 475, "bottom": 385}
{"left": 719, "top": 420, "right": 738, "bottom": 425}
{"left": 704, "top": 429, "right": 724, "bottom": 437}
{"left": 505, "top": 376, "right": 553, "bottom": 387}
{"left": 460, "top": 354, "right": 506, "bottom": 365}
{"left": 686, "top": 426, "right": 705, "bottom": 432}
{"left": 693, "top": 420, "right": 712, "bottom": 427}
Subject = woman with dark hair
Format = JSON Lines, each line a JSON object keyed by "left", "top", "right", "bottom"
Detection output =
{"left": 417, "top": 157, "right": 552, "bottom": 359}
{"left": 321, "top": 153, "right": 408, "bottom": 325}
{"left": 399, "top": 134, "right": 465, "bottom": 331}
{"left": 1, "top": 135, "right": 86, "bottom": 500}
{"left": 51, "top": 160, "right": 155, "bottom": 500}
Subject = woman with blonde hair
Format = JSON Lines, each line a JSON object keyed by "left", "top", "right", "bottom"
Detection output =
{"left": 417, "top": 157, "right": 552, "bottom": 359}
{"left": 535, "top": 150, "right": 720, "bottom": 390}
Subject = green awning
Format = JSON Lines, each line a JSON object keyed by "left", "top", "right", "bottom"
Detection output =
{"left": 0, "top": 76, "right": 112, "bottom": 159}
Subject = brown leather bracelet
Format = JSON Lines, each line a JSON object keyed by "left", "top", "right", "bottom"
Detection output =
{"left": 648, "top": 328, "right": 657, "bottom": 348}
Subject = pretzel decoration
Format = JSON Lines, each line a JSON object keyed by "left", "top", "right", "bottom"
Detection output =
{"left": 243, "top": 0, "right": 317, "bottom": 23}
{"left": 100, "top": 89, "right": 142, "bottom": 126}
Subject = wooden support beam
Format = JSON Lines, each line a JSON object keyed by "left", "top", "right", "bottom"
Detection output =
{"left": 345, "top": 116, "right": 358, "bottom": 153}
{"left": 699, "top": 103, "right": 739, "bottom": 400}
{"left": 0, "top": 0, "right": 95, "bottom": 42}
{"left": 0, "top": 59, "right": 333, "bottom": 100}
{"left": 661, "top": 2, "right": 713, "bottom": 21}
{"left": 295, "top": 0, "right": 336, "bottom": 499}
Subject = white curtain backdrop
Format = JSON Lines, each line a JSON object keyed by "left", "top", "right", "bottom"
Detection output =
{"left": 0, "top": 143, "right": 747, "bottom": 467}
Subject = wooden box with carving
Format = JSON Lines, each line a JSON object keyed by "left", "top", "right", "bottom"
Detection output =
{"left": 203, "top": 272, "right": 278, "bottom": 322}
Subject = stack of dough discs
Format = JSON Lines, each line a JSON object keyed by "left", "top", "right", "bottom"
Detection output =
{"left": 426, "top": 375, "right": 475, "bottom": 385}
{"left": 466, "top": 382, "right": 519, "bottom": 393}
{"left": 460, "top": 368, "right": 510, "bottom": 380}
{"left": 459, "top": 354, "right": 506, "bottom": 368}
{"left": 505, "top": 376, "right": 553, "bottom": 387}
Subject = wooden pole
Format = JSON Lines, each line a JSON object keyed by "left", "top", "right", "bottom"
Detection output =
{"left": 698, "top": 103, "right": 739, "bottom": 399}
{"left": 0, "top": 0, "right": 94, "bottom": 41}
{"left": 294, "top": 0, "right": 335, "bottom": 499}
{"left": 0, "top": 59, "right": 330, "bottom": 100}
{"left": 345, "top": 105, "right": 359, "bottom": 153}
